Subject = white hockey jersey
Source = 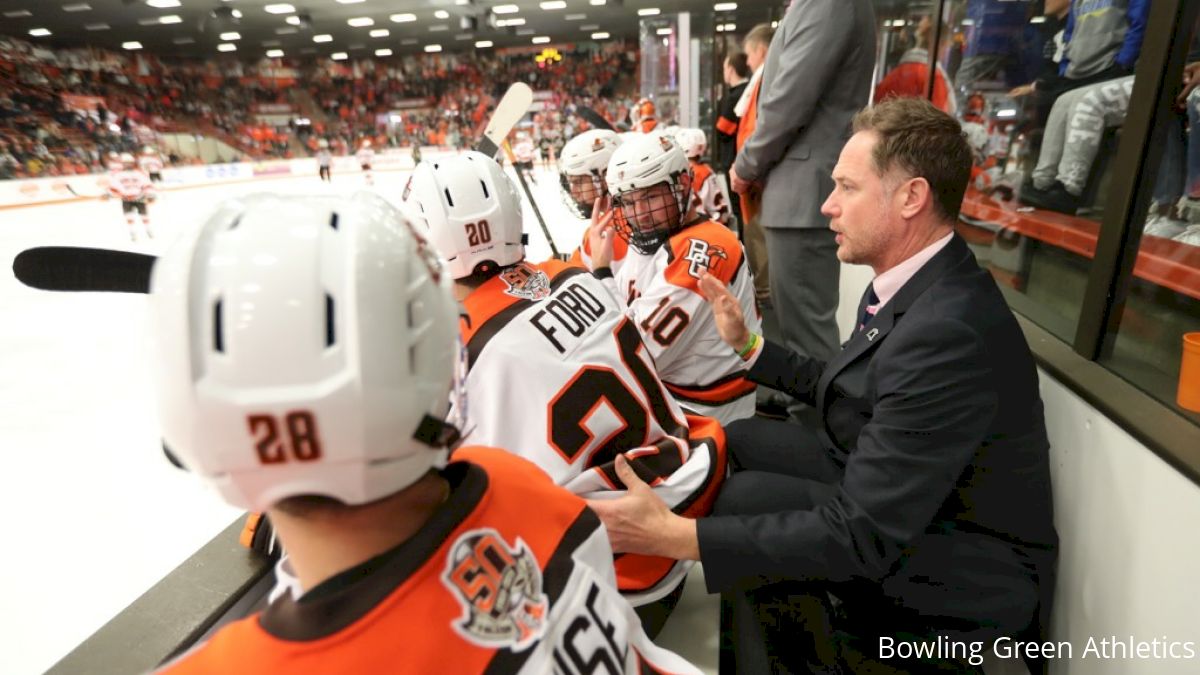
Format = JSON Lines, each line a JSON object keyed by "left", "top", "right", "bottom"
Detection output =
{"left": 689, "top": 162, "right": 731, "bottom": 226}
{"left": 569, "top": 222, "right": 629, "bottom": 277}
{"left": 458, "top": 259, "right": 727, "bottom": 606}
{"left": 513, "top": 139, "right": 537, "bottom": 163}
{"left": 355, "top": 147, "right": 375, "bottom": 166}
{"left": 600, "top": 220, "right": 759, "bottom": 425}
{"left": 138, "top": 154, "right": 164, "bottom": 174}
{"left": 317, "top": 150, "right": 332, "bottom": 167}
{"left": 108, "top": 169, "right": 155, "bottom": 202}
{"left": 162, "top": 448, "right": 701, "bottom": 675}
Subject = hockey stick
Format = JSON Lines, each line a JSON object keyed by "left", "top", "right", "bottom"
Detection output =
{"left": 501, "top": 140, "right": 563, "bottom": 260}
{"left": 574, "top": 106, "right": 615, "bottom": 132}
{"left": 476, "top": 83, "right": 534, "bottom": 159}
{"left": 12, "top": 246, "right": 155, "bottom": 294}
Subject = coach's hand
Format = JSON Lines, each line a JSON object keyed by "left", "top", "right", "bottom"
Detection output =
{"left": 699, "top": 271, "right": 750, "bottom": 350}
{"left": 587, "top": 455, "right": 700, "bottom": 561}
{"left": 587, "top": 196, "right": 615, "bottom": 269}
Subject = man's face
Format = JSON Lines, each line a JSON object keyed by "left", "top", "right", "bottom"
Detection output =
{"left": 620, "top": 181, "right": 681, "bottom": 234}
{"left": 745, "top": 43, "right": 767, "bottom": 71}
{"left": 723, "top": 59, "right": 735, "bottom": 86}
{"left": 568, "top": 172, "right": 605, "bottom": 209}
{"left": 821, "top": 132, "right": 900, "bottom": 268}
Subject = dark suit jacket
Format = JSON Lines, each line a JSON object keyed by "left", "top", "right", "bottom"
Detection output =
{"left": 698, "top": 235, "right": 1058, "bottom": 638}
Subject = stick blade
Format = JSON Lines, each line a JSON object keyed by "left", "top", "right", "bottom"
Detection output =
{"left": 477, "top": 83, "right": 533, "bottom": 158}
{"left": 12, "top": 246, "right": 156, "bottom": 294}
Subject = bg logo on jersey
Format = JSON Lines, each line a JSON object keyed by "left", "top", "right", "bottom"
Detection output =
{"left": 443, "top": 528, "right": 549, "bottom": 651}
{"left": 683, "top": 238, "right": 728, "bottom": 279}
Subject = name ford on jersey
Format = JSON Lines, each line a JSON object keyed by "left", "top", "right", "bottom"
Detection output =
{"left": 529, "top": 281, "right": 612, "bottom": 355}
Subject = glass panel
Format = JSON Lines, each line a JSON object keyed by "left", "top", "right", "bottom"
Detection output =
{"left": 1101, "top": 15, "right": 1200, "bottom": 426}
{"left": 940, "top": 0, "right": 1146, "bottom": 343}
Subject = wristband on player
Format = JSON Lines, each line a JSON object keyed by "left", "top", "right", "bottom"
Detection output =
{"left": 737, "top": 332, "right": 759, "bottom": 359}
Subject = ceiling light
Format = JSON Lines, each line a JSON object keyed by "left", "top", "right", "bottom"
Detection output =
{"left": 591, "top": 32, "right": 609, "bottom": 39}
{"left": 370, "top": 29, "right": 390, "bottom": 37}
{"left": 123, "top": 41, "right": 144, "bottom": 50}
{"left": 286, "top": 16, "right": 301, "bottom": 25}
{"left": 565, "top": 13, "right": 586, "bottom": 20}
{"left": 435, "top": 10, "right": 450, "bottom": 19}
{"left": 1030, "top": 16, "right": 1047, "bottom": 24}
{"left": 714, "top": 2, "right": 737, "bottom": 10}
{"left": 638, "top": 8, "right": 660, "bottom": 16}
{"left": 85, "top": 24, "right": 110, "bottom": 31}
{"left": 656, "top": 27, "right": 671, "bottom": 35}
{"left": 220, "top": 32, "right": 240, "bottom": 40}
{"left": 264, "top": 4, "right": 295, "bottom": 14}
{"left": 266, "top": 49, "right": 285, "bottom": 57}
{"left": 63, "top": 4, "right": 93, "bottom": 12}
{"left": 232, "top": 9, "right": 242, "bottom": 18}
{"left": 540, "top": 1, "right": 567, "bottom": 9}
{"left": 429, "top": 25, "right": 449, "bottom": 31}
{"left": 475, "top": 40, "right": 494, "bottom": 48}
{"left": 492, "top": 4, "right": 520, "bottom": 14}
{"left": 137, "top": 17, "right": 160, "bottom": 25}
{"left": 218, "top": 43, "right": 237, "bottom": 52}
{"left": 335, "top": 0, "right": 365, "bottom": 3}
{"left": 496, "top": 18, "right": 525, "bottom": 26}
{"left": 28, "top": 28, "right": 52, "bottom": 37}
{"left": 173, "top": 37, "right": 194, "bottom": 44}
{"left": 159, "top": 15, "right": 183, "bottom": 24}
{"left": 589, "top": 0, "right": 606, "bottom": 5}
{"left": 276, "top": 27, "right": 298, "bottom": 34}
{"left": 391, "top": 13, "right": 417, "bottom": 22}
{"left": 4, "top": 10, "right": 33, "bottom": 17}
{"left": 770, "top": 20, "right": 777, "bottom": 27}
{"left": 145, "top": 0, "right": 181, "bottom": 8}
{"left": 331, "top": 52, "right": 348, "bottom": 60}
{"left": 348, "top": 17, "right": 374, "bottom": 27}
{"left": 375, "top": 48, "right": 393, "bottom": 56}
{"left": 532, "top": 36, "right": 550, "bottom": 43}
{"left": 425, "top": 44, "right": 442, "bottom": 52}
{"left": 313, "top": 34, "right": 333, "bottom": 42}
{"left": 722, "top": 23, "right": 736, "bottom": 31}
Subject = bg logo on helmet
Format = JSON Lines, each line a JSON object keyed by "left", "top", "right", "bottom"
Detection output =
{"left": 443, "top": 528, "right": 549, "bottom": 651}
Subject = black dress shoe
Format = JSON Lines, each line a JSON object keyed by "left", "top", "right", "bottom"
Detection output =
{"left": 1018, "top": 181, "right": 1081, "bottom": 215}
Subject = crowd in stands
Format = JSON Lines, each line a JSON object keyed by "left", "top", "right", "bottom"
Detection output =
{"left": 0, "top": 34, "right": 641, "bottom": 181}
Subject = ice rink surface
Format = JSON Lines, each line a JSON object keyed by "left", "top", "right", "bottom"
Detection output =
{"left": 0, "top": 163, "right": 591, "bottom": 675}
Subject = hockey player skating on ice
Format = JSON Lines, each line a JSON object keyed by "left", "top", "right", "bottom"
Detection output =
{"left": 559, "top": 129, "right": 629, "bottom": 274}
{"left": 590, "top": 132, "right": 760, "bottom": 425}
{"left": 512, "top": 131, "right": 537, "bottom": 182}
{"left": 402, "top": 153, "right": 726, "bottom": 637}
{"left": 316, "top": 139, "right": 332, "bottom": 182}
{"left": 674, "top": 128, "right": 732, "bottom": 227}
{"left": 138, "top": 146, "right": 164, "bottom": 183}
{"left": 109, "top": 153, "right": 155, "bottom": 241}
{"left": 152, "top": 192, "right": 699, "bottom": 675}
{"left": 355, "top": 139, "right": 375, "bottom": 185}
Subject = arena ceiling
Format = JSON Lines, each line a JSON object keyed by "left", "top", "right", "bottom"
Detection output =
{"left": 0, "top": 0, "right": 786, "bottom": 60}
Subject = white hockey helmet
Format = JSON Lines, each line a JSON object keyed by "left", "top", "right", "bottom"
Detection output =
{"left": 401, "top": 151, "right": 525, "bottom": 279}
{"left": 559, "top": 129, "right": 621, "bottom": 217}
{"left": 142, "top": 145, "right": 156, "bottom": 155}
{"left": 318, "top": 138, "right": 329, "bottom": 149}
{"left": 362, "top": 139, "right": 372, "bottom": 148}
{"left": 149, "top": 192, "right": 462, "bottom": 512}
{"left": 605, "top": 132, "right": 692, "bottom": 254}
{"left": 675, "top": 128, "right": 707, "bottom": 159}
{"left": 119, "top": 152, "right": 136, "bottom": 167}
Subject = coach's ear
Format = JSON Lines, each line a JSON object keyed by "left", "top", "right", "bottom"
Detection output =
{"left": 898, "top": 176, "right": 933, "bottom": 221}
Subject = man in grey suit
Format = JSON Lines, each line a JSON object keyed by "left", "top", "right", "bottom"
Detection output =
{"left": 731, "top": 0, "right": 877, "bottom": 422}
{"left": 590, "top": 99, "right": 1057, "bottom": 673}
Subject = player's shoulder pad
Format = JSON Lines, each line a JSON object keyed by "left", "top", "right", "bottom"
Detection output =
{"left": 665, "top": 220, "right": 744, "bottom": 292}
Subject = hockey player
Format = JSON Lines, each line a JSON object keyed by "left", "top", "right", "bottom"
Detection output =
{"left": 355, "top": 139, "right": 375, "bottom": 185}
{"left": 512, "top": 131, "right": 537, "bottom": 181}
{"left": 675, "top": 128, "right": 731, "bottom": 227}
{"left": 402, "top": 153, "right": 727, "bottom": 637}
{"left": 316, "top": 139, "right": 332, "bottom": 182}
{"left": 153, "top": 193, "right": 698, "bottom": 674}
{"left": 592, "top": 132, "right": 760, "bottom": 425}
{"left": 109, "top": 153, "right": 155, "bottom": 241}
{"left": 559, "top": 129, "right": 629, "bottom": 273}
{"left": 631, "top": 98, "right": 658, "bottom": 134}
{"left": 138, "top": 146, "right": 164, "bottom": 183}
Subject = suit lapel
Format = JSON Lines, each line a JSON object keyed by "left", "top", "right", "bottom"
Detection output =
{"left": 816, "top": 235, "right": 974, "bottom": 413}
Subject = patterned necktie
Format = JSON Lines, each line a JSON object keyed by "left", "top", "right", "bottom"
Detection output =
{"left": 858, "top": 284, "right": 879, "bottom": 333}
